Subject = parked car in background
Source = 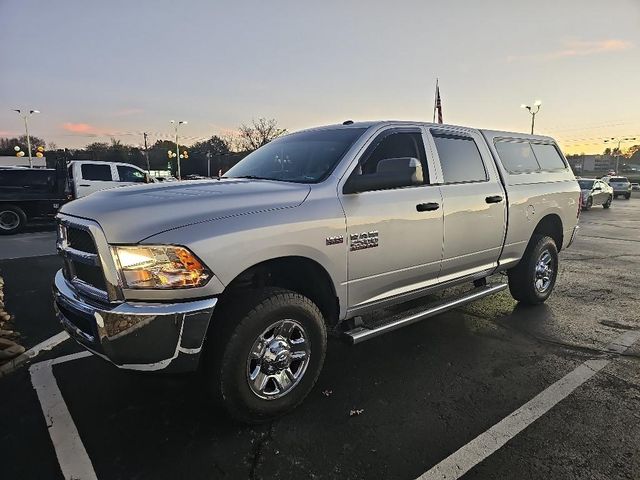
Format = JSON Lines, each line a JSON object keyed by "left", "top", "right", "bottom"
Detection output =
{"left": 68, "top": 161, "right": 154, "bottom": 198}
{"left": 578, "top": 178, "right": 613, "bottom": 210}
{"left": 631, "top": 182, "right": 640, "bottom": 191}
{"left": 0, "top": 161, "right": 70, "bottom": 234}
{"left": 604, "top": 176, "right": 632, "bottom": 199}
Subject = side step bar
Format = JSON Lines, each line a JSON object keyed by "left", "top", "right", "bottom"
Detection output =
{"left": 343, "top": 283, "right": 508, "bottom": 344}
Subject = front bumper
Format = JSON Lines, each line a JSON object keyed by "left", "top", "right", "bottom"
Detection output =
{"left": 53, "top": 270, "right": 217, "bottom": 372}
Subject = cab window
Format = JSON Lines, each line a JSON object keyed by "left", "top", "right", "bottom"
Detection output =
{"left": 81, "top": 164, "right": 112, "bottom": 181}
{"left": 359, "top": 131, "right": 428, "bottom": 183}
{"left": 117, "top": 165, "right": 145, "bottom": 183}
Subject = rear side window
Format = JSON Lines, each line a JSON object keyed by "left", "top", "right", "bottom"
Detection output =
{"left": 432, "top": 133, "right": 487, "bottom": 183}
{"left": 81, "top": 164, "right": 112, "bottom": 181}
{"left": 609, "top": 177, "right": 628, "bottom": 182}
{"left": 495, "top": 141, "right": 539, "bottom": 173}
{"left": 531, "top": 143, "right": 566, "bottom": 170}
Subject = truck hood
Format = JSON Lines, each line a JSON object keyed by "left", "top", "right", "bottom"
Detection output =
{"left": 60, "top": 179, "right": 311, "bottom": 243}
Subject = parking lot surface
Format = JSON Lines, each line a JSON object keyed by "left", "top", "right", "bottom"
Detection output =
{"left": 1, "top": 196, "right": 639, "bottom": 479}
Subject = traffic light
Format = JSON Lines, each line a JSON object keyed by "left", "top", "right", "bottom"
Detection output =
{"left": 35, "top": 146, "right": 45, "bottom": 158}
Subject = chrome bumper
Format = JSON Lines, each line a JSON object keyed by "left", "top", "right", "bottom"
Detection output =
{"left": 567, "top": 225, "right": 579, "bottom": 249}
{"left": 53, "top": 270, "right": 217, "bottom": 372}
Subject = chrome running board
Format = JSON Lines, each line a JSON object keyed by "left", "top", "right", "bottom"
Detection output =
{"left": 343, "top": 283, "right": 508, "bottom": 344}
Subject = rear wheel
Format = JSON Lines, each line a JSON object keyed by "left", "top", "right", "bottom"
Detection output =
{"left": 584, "top": 196, "right": 593, "bottom": 210}
{"left": 603, "top": 195, "right": 612, "bottom": 209}
{"left": 203, "top": 288, "right": 327, "bottom": 423}
{"left": 508, "top": 235, "right": 558, "bottom": 305}
{"left": 0, "top": 205, "right": 27, "bottom": 235}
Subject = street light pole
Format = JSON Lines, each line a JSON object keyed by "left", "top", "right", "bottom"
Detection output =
{"left": 13, "top": 109, "right": 40, "bottom": 168}
{"left": 170, "top": 120, "right": 187, "bottom": 180}
{"left": 604, "top": 137, "right": 637, "bottom": 174}
{"left": 520, "top": 101, "right": 542, "bottom": 135}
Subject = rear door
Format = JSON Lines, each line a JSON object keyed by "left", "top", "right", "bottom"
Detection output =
{"left": 427, "top": 127, "right": 506, "bottom": 282}
{"left": 75, "top": 162, "right": 115, "bottom": 197}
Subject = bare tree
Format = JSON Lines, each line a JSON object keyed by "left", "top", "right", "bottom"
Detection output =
{"left": 237, "top": 117, "right": 287, "bottom": 151}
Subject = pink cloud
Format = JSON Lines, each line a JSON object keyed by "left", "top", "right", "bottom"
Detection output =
{"left": 62, "top": 122, "right": 98, "bottom": 134}
{"left": 0, "top": 130, "right": 15, "bottom": 137}
{"left": 508, "top": 39, "right": 633, "bottom": 62}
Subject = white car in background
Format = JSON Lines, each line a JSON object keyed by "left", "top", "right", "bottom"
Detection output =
{"left": 68, "top": 161, "right": 153, "bottom": 198}
{"left": 604, "top": 176, "right": 632, "bottom": 199}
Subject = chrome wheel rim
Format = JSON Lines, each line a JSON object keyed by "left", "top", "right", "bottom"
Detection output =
{"left": 534, "top": 250, "right": 554, "bottom": 293}
{"left": 0, "top": 210, "right": 20, "bottom": 231}
{"left": 246, "top": 319, "right": 311, "bottom": 400}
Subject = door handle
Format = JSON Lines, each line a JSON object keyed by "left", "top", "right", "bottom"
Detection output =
{"left": 485, "top": 195, "right": 503, "bottom": 204}
{"left": 416, "top": 202, "right": 440, "bottom": 212}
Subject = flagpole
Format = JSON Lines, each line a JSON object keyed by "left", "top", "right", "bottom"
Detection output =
{"left": 432, "top": 78, "right": 438, "bottom": 123}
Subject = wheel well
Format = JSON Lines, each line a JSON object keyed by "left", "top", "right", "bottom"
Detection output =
{"left": 532, "top": 214, "right": 563, "bottom": 251}
{"left": 221, "top": 256, "right": 339, "bottom": 326}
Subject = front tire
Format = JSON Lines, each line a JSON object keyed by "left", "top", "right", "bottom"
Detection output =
{"left": 584, "top": 197, "right": 593, "bottom": 210}
{"left": 603, "top": 196, "right": 612, "bottom": 209}
{"left": 508, "top": 235, "right": 559, "bottom": 305}
{"left": 625, "top": 193, "right": 631, "bottom": 200}
{"left": 203, "top": 288, "right": 327, "bottom": 423}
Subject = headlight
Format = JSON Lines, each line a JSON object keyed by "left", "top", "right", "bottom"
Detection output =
{"left": 112, "top": 245, "right": 211, "bottom": 289}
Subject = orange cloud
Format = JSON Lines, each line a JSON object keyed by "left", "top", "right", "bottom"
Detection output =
{"left": 508, "top": 39, "right": 633, "bottom": 62}
{"left": 62, "top": 122, "right": 97, "bottom": 133}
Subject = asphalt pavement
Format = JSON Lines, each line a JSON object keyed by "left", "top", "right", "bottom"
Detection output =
{"left": 0, "top": 196, "right": 639, "bottom": 479}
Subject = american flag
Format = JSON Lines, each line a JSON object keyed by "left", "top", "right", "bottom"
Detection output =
{"left": 434, "top": 80, "right": 443, "bottom": 124}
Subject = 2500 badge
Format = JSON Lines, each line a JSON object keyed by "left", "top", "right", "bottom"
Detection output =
{"left": 350, "top": 231, "right": 379, "bottom": 251}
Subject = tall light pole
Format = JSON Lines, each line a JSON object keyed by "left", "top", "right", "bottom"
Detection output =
{"left": 143, "top": 132, "right": 150, "bottom": 173}
{"left": 520, "top": 100, "right": 542, "bottom": 135}
{"left": 604, "top": 136, "right": 636, "bottom": 174}
{"left": 12, "top": 109, "right": 40, "bottom": 168}
{"left": 170, "top": 120, "right": 187, "bottom": 180}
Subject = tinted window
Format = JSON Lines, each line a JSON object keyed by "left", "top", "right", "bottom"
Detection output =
{"left": 117, "top": 165, "right": 145, "bottom": 182}
{"left": 225, "top": 128, "right": 366, "bottom": 183}
{"left": 359, "top": 131, "right": 428, "bottom": 182}
{"left": 0, "top": 169, "right": 56, "bottom": 191}
{"left": 495, "top": 140, "right": 540, "bottom": 173}
{"left": 531, "top": 143, "right": 566, "bottom": 170}
{"left": 81, "top": 164, "right": 112, "bottom": 181}
{"left": 578, "top": 180, "right": 594, "bottom": 189}
{"left": 432, "top": 133, "right": 486, "bottom": 183}
{"left": 609, "top": 177, "right": 628, "bottom": 183}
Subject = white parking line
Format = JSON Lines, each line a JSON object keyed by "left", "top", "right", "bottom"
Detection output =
{"left": 417, "top": 329, "right": 640, "bottom": 480}
{"left": 30, "top": 351, "right": 97, "bottom": 480}
{"left": 0, "top": 330, "right": 69, "bottom": 377}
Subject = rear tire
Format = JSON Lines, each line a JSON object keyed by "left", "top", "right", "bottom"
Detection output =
{"left": 508, "top": 235, "right": 558, "bottom": 305}
{"left": 203, "top": 288, "right": 327, "bottom": 423}
{"left": 603, "top": 196, "right": 612, "bottom": 209}
{"left": 0, "top": 205, "right": 27, "bottom": 235}
{"left": 584, "top": 197, "right": 592, "bottom": 211}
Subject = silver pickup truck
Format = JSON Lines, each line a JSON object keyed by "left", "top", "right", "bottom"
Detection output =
{"left": 54, "top": 121, "right": 580, "bottom": 422}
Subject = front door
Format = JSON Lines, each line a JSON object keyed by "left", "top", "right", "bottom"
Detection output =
{"left": 75, "top": 163, "right": 115, "bottom": 198}
{"left": 339, "top": 128, "right": 444, "bottom": 311}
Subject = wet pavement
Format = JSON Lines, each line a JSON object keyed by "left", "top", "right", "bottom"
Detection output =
{"left": 0, "top": 196, "right": 638, "bottom": 479}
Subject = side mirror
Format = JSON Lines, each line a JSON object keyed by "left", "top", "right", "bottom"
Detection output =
{"left": 343, "top": 157, "right": 423, "bottom": 194}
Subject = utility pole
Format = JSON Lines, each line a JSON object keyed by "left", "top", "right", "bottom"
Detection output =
{"left": 143, "top": 132, "right": 150, "bottom": 173}
{"left": 206, "top": 150, "right": 212, "bottom": 178}
{"left": 170, "top": 120, "right": 187, "bottom": 180}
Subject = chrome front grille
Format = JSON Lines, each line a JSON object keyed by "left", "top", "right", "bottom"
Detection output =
{"left": 58, "top": 220, "right": 110, "bottom": 302}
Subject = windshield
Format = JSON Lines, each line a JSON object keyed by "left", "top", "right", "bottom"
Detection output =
{"left": 225, "top": 128, "right": 367, "bottom": 183}
{"left": 609, "top": 177, "right": 628, "bottom": 183}
{"left": 578, "top": 180, "right": 594, "bottom": 189}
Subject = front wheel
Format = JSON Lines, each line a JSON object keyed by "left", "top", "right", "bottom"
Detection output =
{"left": 203, "top": 288, "right": 327, "bottom": 423}
{"left": 625, "top": 193, "right": 631, "bottom": 200}
{"left": 508, "top": 235, "right": 559, "bottom": 305}
{"left": 584, "top": 197, "right": 593, "bottom": 210}
{"left": 603, "top": 196, "right": 612, "bottom": 209}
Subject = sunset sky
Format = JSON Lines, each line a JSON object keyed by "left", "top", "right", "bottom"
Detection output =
{"left": 1, "top": 0, "right": 639, "bottom": 154}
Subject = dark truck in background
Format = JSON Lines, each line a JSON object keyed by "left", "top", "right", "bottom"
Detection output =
{"left": 0, "top": 160, "right": 70, "bottom": 234}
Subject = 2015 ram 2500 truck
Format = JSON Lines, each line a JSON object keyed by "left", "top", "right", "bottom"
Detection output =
{"left": 54, "top": 121, "right": 580, "bottom": 422}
